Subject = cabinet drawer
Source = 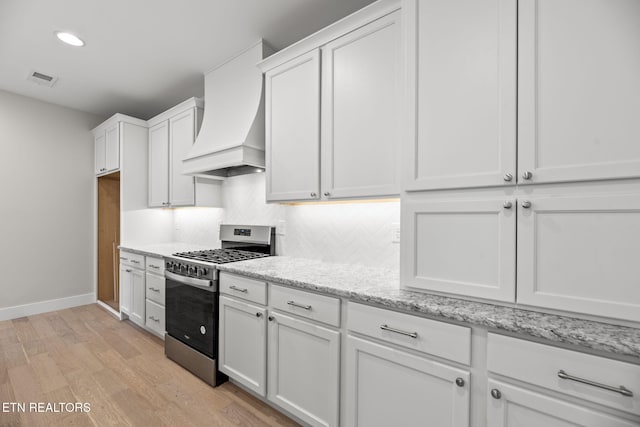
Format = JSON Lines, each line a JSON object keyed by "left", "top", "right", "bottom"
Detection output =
{"left": 347, "top": 302, "right": 471, "bottom": 365}
{"left": 487, "top": 333, "right": 640, "bottom": 415}
{"left": 145, "top": 272, "right": 165, "bottom": 306}
{"left": 145, "top": 300, "right": 165, "bottom": 337}
{"left": 119, "top": 251, "right": 144, "bottom": 268}
{"left": 270, "top": 284, "right": 340, "bottom": 327}
{"left": 220, "top": 273, "right": 267, "bottom": 305}
{"left": 145, "top": 256, "right": 165, "bottom": 275}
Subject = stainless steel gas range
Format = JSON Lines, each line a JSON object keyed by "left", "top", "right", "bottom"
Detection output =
{"left": 164, "top": 224, "right": 275, "bottom": 386}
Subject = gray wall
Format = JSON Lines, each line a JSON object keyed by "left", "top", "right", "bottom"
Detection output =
{"left": 0, "top": 90, "right": 103, "bottom": 311}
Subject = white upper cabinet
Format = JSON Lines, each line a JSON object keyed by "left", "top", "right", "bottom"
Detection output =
{"left": 147, "top": 98, "right": 201, "bottom": 208}
{"left": 169, "top": 109, "right": 196, "bottom": 206}
{"left": 94, "top": 132, "right": 106, "bottom": 175}
{"left": 265, "top": 50, "right": 321, "bottom": 202}
{"left": 402, "top": 197, "right": 517, "bottom": 302}
{"left": 260, "top": 0, "right": 402, "bottom": 202}
{"left": 95, "top": 122, "right": 121, "bottom": 175}
{"left": 105, "top": 122, "right": 120, "bottom": 172}
{"left": 321, "top": 10, "right": 401, "bottom": 199}
{"left": 518, "top": 0, "right": 640, "bottom": 185}
{"left": 148, "top": 122, "right": 169, "bottom": 207}
{"left": 517, "top": 193, "right": 640, "bottom": 322}
{"left": 404, "top": 0, "right": 517, "bottom": 191}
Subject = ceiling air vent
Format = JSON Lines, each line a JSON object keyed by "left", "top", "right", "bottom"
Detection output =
{"left": 27, "top": 70, "right": 58, "bottom": 87}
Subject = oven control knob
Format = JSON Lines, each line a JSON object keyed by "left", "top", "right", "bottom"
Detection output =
{"left": 200, "top": 268, "right": 208, "bottom": 277}
{"left": 172, "top": 263, "right": 180, "bottom": 272}
{"left": 180, "top": 264, "right": 187, "bottom": 273}
{"left": 165, "top": 261, "right": 171, "bottom": 269}
{"left": 188, "top": 266, "right": 195, "bottom": 275}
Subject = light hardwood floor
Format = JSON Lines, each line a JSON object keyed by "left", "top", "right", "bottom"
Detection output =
{"left": 0, "top": 304, "right": 300, "bottom": 427}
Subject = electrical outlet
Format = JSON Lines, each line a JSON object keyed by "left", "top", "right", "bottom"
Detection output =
{"left": 391, "top": 222, "right": 400, "bottom": 243}
{"left": 277, "top": 220, "right": 287, "bottom": 236}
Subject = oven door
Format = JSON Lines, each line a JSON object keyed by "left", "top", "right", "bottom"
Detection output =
{"left": 165, "top": 271, "right": 217, "bottom": 359}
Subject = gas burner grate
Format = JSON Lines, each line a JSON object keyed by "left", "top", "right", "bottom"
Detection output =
{"left": 172, "top": 248, "right": 269, "bottom": 264}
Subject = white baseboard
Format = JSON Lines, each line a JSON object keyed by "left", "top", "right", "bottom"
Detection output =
{"left": 0, "top": 293, "right": 96, "bottom": 321}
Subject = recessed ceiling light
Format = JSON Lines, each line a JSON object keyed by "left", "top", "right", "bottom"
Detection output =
{"left": 55, "top": 31, "right": 85, "bottom": 47}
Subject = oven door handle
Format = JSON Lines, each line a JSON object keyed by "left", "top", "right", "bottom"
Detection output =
{"left": 165, "top": 271, "right": 213, "bottom": 289}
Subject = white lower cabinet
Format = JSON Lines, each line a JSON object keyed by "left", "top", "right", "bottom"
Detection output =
{"left": 145, "top": 299, "right": 165, "bottom": 336}
{"left": 487, "top": 333, "right": 640, "bottom": 426}
{"left": 346, "top": 302, "right": 471, "bottom": 427}
{"left": 346, "top": 335, "right": 470, "bottom": 427}
{"left": 219, "top": 295, "right": 267, "bottom": 396}
{"left": 268, "top": 311, "right": 340, "bottom": 427}
{"left": 487, "top": 380, "right": 638, "bottom": 427}
{"left": 119, "top": 265, "right": 145, "bottom": 326}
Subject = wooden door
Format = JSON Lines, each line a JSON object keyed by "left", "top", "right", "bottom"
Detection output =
{"left": 321, "top": 11, "right": 401, "bottom": 199}
{"left": 265, "top": 50, "right": 321, "bottom": 202}
{"left": 518, "top": 0, "right": 640, "bottom": 184}
{"left": 219, "top": 296, "right": 267, "bottom": 396}
{"left": 267, "top": 311, "right": 340, "bottom": 427}
{"left": 404, "top": 0, "right": 517, "bottom": 191}
{"left": 401, "top": 198, "right": 516, "bottom": 302}
{"left": 346, "top": 335, "right": 470, "bottom": 427}
{"left": 148, "top": 121, "right": 170, "bottom": 207}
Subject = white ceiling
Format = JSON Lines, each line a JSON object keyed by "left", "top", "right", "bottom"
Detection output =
{"left": 0, "top": 0, "right": 375, "bottom": 120}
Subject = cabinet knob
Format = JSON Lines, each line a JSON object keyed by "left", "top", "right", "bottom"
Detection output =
{"left": 256, "top": 312, "right": 263, "bottom": 318}
{"left": 503, "top": 173, "right": 513, "bottom": 182}
{"left": 323, "top": 192, "right": 330, "bottom": 197}
{"left": 503, "top": 201, "right": 512, "bottom": 209}
{"left": 268, "top": 316, "right": 275, "bottom": 322}
{"left": 310, "top": 192, "right": 317, "bottom": 198}
{"left": 521, "top": 201, "right": 532, "bottom": 209}
{"left": 455, "top": 377, "right": 465, "bottom": 387}
{"left": 491, "top": 389, "right": 502, "bottom": 400}
{"left": 522, "top": 171, "right": 533, "bottom": 180}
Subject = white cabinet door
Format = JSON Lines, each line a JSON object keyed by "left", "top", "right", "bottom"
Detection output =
{"left": 219, "top": 296, "right": 267, "bottom": 396}
{"left": 169, "top": 109, "right": 195, "bottom": 207}
{"left": 119, "top": 265, "right": 132, "bottom": 316}
{"left": 517, "top": 194, "right": 640, "bottom": 322}
{"left": 346, "top": 336, "right": 470, "bottom": 427}
{"left": 267, "top": 311, "right": 340, "bottom": 427}
{"left": 487, "top": 380, "right": 638, "bottom": 427}
{"left": 129, "top": 268, "right": 145, "bottom": 326}
{"left": 404, "top": 0, "right": 517, "bottom": 191}
{"left": 95, "top": 132, "right": 106, "bottom": 175}
{"left": 401, "top": 198, "right": 516, "bottom": 302}
{"left": 266, "top": 50, "right": 321, "bottom": 202}
{"left": 148, "top": 121, "right": 169, "bottom": 207}
{"left": 518, "top": 0, "right": 640, "bottom": 185}
{"left": 105, "top": 122, "right": 120, "bottom": 173}
{"left": 321, "top": 11, "right": 401, "bottom": 199}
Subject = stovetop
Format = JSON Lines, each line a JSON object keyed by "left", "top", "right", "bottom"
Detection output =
{"left": 172, "top": 248, "right": 270, "bottom": 264}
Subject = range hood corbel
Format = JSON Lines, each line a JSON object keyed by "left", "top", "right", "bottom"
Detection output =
{"left": 182, "top": 40, "right": 274, "bottom": 178}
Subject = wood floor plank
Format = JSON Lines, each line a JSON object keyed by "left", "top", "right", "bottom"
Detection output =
{"left": 2, "top": 304, "right": 300, "bottom": 427}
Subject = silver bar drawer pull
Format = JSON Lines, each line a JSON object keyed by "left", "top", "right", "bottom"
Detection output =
{"left": 287, "top": 301, "right": 312, "bottom": 310}
{"left": 149, "top": 264, "right": 160, "bottom": 269}
{"left": 229, "top": 285, "right": 248, "bottom": 293}
{"left": 380, "top": 324, "right": 418, "bottom": 339}
{"left": 131, "top": 260, "right": 141, "bottom": 264}
{"left": 557, "top": 370, "right": 633, "bottom": 397}
{"left": 149, "top": 287, "right": 160, "bottom": 292}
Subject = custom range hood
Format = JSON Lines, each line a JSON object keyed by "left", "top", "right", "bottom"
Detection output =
{"left": 183, "top": 40, "right": 274, "bottom": 178}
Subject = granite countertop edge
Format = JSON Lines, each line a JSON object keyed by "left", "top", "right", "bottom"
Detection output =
{"left": 216, "top": 258, "right": 640, "bottom": 360}
{"left": 116, "top": 246, "right": 640, "bottom": 360}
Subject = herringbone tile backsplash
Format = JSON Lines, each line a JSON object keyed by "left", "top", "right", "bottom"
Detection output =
{"left": 174, "top": 173, "right": 400, "bottom": 271}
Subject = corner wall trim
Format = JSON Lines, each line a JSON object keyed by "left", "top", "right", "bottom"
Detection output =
{"left": 0, "top": 293, "right": 96, "bottom": 321}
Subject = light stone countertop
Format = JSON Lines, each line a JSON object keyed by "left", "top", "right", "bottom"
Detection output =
{"left": 216, "top": 256, "right": 640, "bottom": 360}
{"left": 119, "top": 242, "right": 214, "bottom": 258}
